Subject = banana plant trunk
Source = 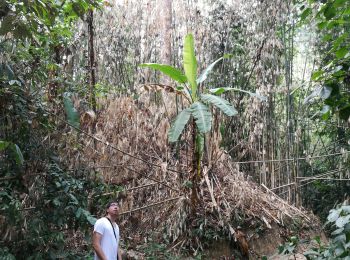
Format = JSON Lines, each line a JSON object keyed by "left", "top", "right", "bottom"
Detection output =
{"left": 191, "top": 119, "right": 200, "bottom": 214}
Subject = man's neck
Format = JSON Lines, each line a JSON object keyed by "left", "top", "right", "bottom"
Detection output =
{"left": 106, "top": 214, "right": 116, "bottom": 222}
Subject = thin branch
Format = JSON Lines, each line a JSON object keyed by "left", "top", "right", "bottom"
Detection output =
{"left": 270, "top": 182, "right": 295, "bottom": 191}
{"left": 233, "top": 151, "right": 350, "bottom": 164}
{"left": 297, "top": 177, "right": 350, "bottom": 181}
{"left": 119, "top": 196, "right": 183, "bottom": 216}
{"left": 123, "top": 166, "right": 180, "bottom": 192}
{"left": 99, "top": 182, "right": 161, "bottom": 196}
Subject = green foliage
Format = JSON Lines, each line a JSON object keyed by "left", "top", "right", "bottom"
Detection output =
{"left": 209, "top": 87, "right": 267, "bottom": 101}
{"left": 0, "top": 0, "right": 104, "bottom": 258}
{"left": 140, "top": 34, "right": 259, "bottom": 144}
{"left": 278, "top": 236, "right": 299, "bottom": 256}
{"left": 168, "top": 108, "right": 192, "bottom": 142}
{"left": 0, "top": 0, "right": 101, "bottom": 40}
{"left": 197, "top": 54, "right": 231, "bottom": 84}
{"left": 301, "top": 0, "right": 350, "bottom": 120}
{"left": 183, "top": 34, "right": 198, "bottom": 99}
{"left": 192, "top": 221, "right": 220, "bottom": 242}
{"left": 139, "top": 63, "right": 187, "bottom": 83}
{"left": 0, "top": 161, "right": 107, "bottom": 259}
{"left": 200, "top": 94, "right": 237, "bottom": 116}
{"left": 304, "top": 203, "right": 350, "bottom": 259}
{"left": 191, "top": 102, "right": 212, "bottom": 133}
{"left": 0, "top": 248, "right": 16, "bottom": 260}
{"left": 140, "top": 33, "right": 249, "bottom": 213}
{"left": 0, "top": 140, "right": 24, "bottom": 165}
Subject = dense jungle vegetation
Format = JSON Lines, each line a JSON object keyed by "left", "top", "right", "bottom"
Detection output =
{"left": 0, "top": 0, "right": 349, "bottom": 259}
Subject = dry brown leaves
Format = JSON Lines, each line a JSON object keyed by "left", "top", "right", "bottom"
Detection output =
{"left": 58, "top": 91, "right": 320, "bottom": 255}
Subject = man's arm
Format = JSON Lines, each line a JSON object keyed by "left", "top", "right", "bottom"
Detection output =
{"left": 92, "top": 231, "right": 107, "bottom": 260}
{"left": 118, "top": 248, "right": 122, "bottom": 260}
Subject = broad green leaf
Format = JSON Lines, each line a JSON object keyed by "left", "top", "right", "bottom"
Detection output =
{"left": 319, "top": 86, "right": 332, "bottom": 99}
{"left": 317, "top": 21, "right": 328, "bottom": 30}
{"left": 333, "top": 234, "right": 346, "bottom": 243}
{"left": 314, "top": 236, "right": 321, "bottom": 245}
{"left": 335, "top": 47, "right": 348, "bottom": 59}
{"left": 168, "top": 108, "right": 192, "bottom": 142}
{"left": 334, "top": 246, "right": 345, "bottom": 257}
{"left": 209, "top": 87, "right": 227, "bottom": 95}
{"left": 333, "top": 0, "right": 347, "bottom": 8}
{"left": 69, "top": 194, "right": 79, "bottom": 205}
{"left": 86, "top": 215, "right": 97, "bottom": 225}
{"left": 12, "top": 144, "right": 24, "bottom": 165}
{"left": 191, "top": 102, "right": 212, "bottom": 133}
{"left": 303, "top": 250, "right": 320, "bottom": 257}
{"left": 321, "top": 105, "right": 331, "bottom": 120}
{"left": 0, "top": 141, "right": 24, "bottom": 165}
{"left": 345, "top": 7, "right": 350, "bottom": 15}
{"left": 278, "top": 245, "right": 285, "bottom": 254}
{"left": 322, "top": 34, "right": 333, "bottom": 42}
{"left": 183, "top": 34, "right": 198, "bottom": 99}
{"left": 300, "top": 8, "right": 312, "bottom": 21}
{"left": 303, "top": 86, "right": 332, "bottom": 104}
{"left": 209, "top": 87, "right": 267, "bottom": 101}
{"left": 328, "top": 209, "right": 340, "bottom": 222}
{"left": 311, "top": 70, "right": 324, "bottom": 80}
{"left": 331, "top": 227, "right": 344, "bottom": 236}
{"left": 9, "top": 80, "right": 21, "bottom": 86}
{"left": 0, "top": 141, "right": 10, "bottom": 150}
{"left": 63, "top": 93, "right": 80, "bottom": 129}
{"left": 346, "top": 223, "right": 350, "bottom": 233}
{"left": 323, "top": 3, "right": 336, "bottom": 20}
{"left": 139, "top": 63, "right": 187, "bottom": 83}
{"left": 197, "top": 54, "right": 231, "bottom": 84}
{"left": 81, "top": 209, "right": 97, "bottom": 225}
{"left": 200, "top": 94, "right": 237, "bottom": 116}
{"left": 332, "top": 33, "right": 348, "bottom": 49}
{"left": 5, "top": 64, "right": 14, "bottom": 80}
{"left": 75, "top": 207, "right": 82, "bottom": 218}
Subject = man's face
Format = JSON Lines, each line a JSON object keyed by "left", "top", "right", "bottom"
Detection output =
{"left": 107, "top": 202, "right": 119, "bottom": 216}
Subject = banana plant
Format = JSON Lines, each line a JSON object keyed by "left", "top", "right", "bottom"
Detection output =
{"left": 140, "top": 33, "right": 263, "bottom": 146}
{"left": 140, "top": 33, "right": 264, "bottom": 209}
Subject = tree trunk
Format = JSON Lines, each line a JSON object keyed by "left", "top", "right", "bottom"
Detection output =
{"left": 87, "top": 9, "right": 96, "bottom": 113}
{"left": 160, "top": 0, "right": 172, "bottom": 63}
{"left": 159, "top": 0, "right": 172, "bottom": 83}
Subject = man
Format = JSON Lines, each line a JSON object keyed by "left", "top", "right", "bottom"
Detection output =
{"left": 93, "top": 201, "right": 122, "bottom": 260}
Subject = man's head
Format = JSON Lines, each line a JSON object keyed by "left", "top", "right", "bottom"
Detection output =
{"left": 106, "top": 200, "right": 119, "bottom": 217}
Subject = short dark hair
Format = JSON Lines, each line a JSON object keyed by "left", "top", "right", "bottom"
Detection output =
{"left": 106, "top": 200, "right": 118, "bottom": 209}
